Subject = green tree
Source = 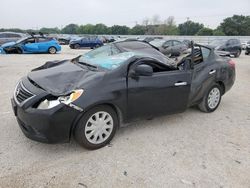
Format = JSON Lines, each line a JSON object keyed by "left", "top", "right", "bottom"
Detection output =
{"left": 178, "top": 21, "right": 204, "bottom": 35}
{"left": 129, "top": 25, "right": 146, "bottom": 35}
{"left": 219, "top": 15, "right": 250, "bottom": 36}
{"left": 77, "top": 24, "right": 95, "bottom": 34}
{"left": 213, "top": 28, "right": 225, "bottom": 36}
{"left": 196, "top": 27, "right": 213, "bottom": 36}
{"left": 39, "top": 27, "right": 60, "bottom": 34}
{"left": 61, "top": 24, "right": 79, "bottom": 34}
{"left": 110, "top": 25, "right": 129, "bottom": 35}
{"left": 93, "top": 24, "right": 109, "bottom": 34}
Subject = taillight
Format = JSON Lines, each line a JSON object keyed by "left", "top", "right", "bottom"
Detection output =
{"left": 228, "top": 60, "right": 235, "bottom": 68}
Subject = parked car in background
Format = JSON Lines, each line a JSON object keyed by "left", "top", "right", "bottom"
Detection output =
{"left": 208, "top": 39, "right": 242, "bottom": 57}
{"left": 104, "top": 36, "right": 116, "bottom": 43}
{"left": 150, "top": 39, "right": 188, "bottom": 57}
{"left": 0, "top": 32, "right": 26, "bottom": 45}
{"left": 182, "top": 40, "right": 192, "bottom": 48}
{"left": 58, "top": 37, "right": 70, "bottom": 45}
{"left": 69, "top": 36, "right": 103, "bottom": 49}
{"left": 139, "top": 36, "right": 163, "bottom": 43}
{"left": 11, "top": 41, "right": 235, "bottom": 149}
{"left": 1, "top": 34, "right": 61, "bottom": 54}
{"left": 245, "top": 41, "right": 250, "bottom": 55}
{"left": 241, "top": 41, "right": 248, "bottom": 50}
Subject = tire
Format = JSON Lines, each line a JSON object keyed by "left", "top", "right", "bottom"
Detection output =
{"left": 48, "top": 47, "right": 57, "bottom": 54}
{"left": 234, "top": 49, "right": 241, "bottom": 58}
{"left": 74, "top": 44, "right": 80, "bottom": 49}
{"left": 16, "top": 47, "right": 23, "bottom": 54}
{"left": 74, "top": 105, "right": 118, "bottom": 150}
{"left": 245, "top": 51, "right": 249, "bottom": 55}
{"left": 198, "top": 84, "right": 222, "bottom": 113}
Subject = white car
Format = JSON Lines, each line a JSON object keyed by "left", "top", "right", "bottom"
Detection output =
{"left": 241, "top": 41, "right": 248, "bottom": 50}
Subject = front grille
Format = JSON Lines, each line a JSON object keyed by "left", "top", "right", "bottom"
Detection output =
{"left": 14, "top": 82, "right": 34, "bottom": 104}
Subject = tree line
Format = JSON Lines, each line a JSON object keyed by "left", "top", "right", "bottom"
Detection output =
{"left": 1, "top": 15, "right": 250, "bottom": 36}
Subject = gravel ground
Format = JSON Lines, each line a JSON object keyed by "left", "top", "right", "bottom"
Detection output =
{"left": 0, "top": 46, "right": 249, "bottom": 188}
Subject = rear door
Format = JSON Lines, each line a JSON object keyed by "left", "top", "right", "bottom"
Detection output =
{"left": 127, "top": 60, "right": 192, "bottom": 121}
{"left": 37, "top": 37, "right": 50, "bottom": 52}
{"left": 81, "top": 38, "right": 89, "bottom": 47}
{"left": 189, "top": 46, "right": 217, "bottom": 105}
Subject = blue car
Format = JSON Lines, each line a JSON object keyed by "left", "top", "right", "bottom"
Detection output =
{"left": 0, "top": 35, "right": 61, "bottom": 54}
{"left": 69, "top": 37, "right": 103, "bottom": 49}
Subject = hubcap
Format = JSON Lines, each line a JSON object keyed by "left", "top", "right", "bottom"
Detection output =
{"left": 207, "top": 88, "right": 220, "bottom": 109}
{"left": 85, "top": 111, "right": 113, "bottom": 144}
{"left": 50, "top": 48, "right": 56, "bottom": 54}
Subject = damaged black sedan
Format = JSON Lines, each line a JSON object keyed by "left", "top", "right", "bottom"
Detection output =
{"left": 11, "top": 41, "right": 235, "bottom": 149}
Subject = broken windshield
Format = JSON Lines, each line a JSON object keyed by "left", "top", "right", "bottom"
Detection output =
{"left": 79, "top": 51, "right": 136, "bottom": 70}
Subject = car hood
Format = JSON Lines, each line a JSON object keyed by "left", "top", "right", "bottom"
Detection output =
{"left": 28, "top": 60, "right": 105, "bottom": 96}
{"left": 1, "top": 41, "right": 16, "bottom": 48}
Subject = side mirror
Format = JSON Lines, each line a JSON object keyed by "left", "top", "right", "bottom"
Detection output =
{"left": 134, "top": 64, "right": 153, "bottom": 76}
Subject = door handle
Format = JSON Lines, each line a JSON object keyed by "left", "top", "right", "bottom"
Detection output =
{"left": 209, "top": 70, "right": 216, "bottom": 75}
{"left": 174, "top": 82, "right": 187, "bottom": 86}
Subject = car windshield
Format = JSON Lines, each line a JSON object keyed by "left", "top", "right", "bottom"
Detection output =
{"left": 79, "top": 51, "right": 136, "bottom": 70}
{"left": 15, "top": 37, "right": 28, "bottom": 43}
{"left": 209, "top": 40, "right": 226, "bottom": 46}
{"left": 150, "top": 39, "right": 165, "bottom": 47}
{"left": 79, "top": 44, "right": 120, "bottom": 60}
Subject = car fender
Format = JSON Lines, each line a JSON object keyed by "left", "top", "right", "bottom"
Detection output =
{"left": 0, "top": 47, "right": 6, "bottom": 54}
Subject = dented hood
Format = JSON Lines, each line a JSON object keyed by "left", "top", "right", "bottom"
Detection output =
{"left": 28, "top": 61, "right": 104, "bottom": 96}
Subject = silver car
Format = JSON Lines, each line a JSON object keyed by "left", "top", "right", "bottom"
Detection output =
{"left": 150, "top": 39, "right": 188, "bottom": 57}
{"left": 0, "top": 32, "right": 26, "bottom": 45}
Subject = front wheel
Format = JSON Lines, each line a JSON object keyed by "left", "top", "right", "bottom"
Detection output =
{"left": 198, "top": 84, "right": 222, "bottom": 113}
{"left": 48, "top": 47, "right": 57, "bottom": 54}
{"left": 234, "top": 49, "right": 241, "bottom": 58}
{"left": 74, "top": 105, "right": 118, "bottom": 150}
{"left": 16, "top": 47, "right": 23, "bottom": 54}
{"left": 74, "top": 44, "right": 80, "bottom": 49}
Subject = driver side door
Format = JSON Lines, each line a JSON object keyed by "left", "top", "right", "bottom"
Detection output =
{"left": 127, "top": 60, "right": 192, "bottom": 121}
{"left": 23, "top": 38, "right": 39, "bottom": 53}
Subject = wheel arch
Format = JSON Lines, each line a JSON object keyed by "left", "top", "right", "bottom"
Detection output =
{"left": 216, "top": 81, "right": 225, "bottom": 95}
{"left": 69, "top": 102, "right": 124, "bottom": 141}
{"left": 48, "top": 46, "right": 57, "bottom": 51}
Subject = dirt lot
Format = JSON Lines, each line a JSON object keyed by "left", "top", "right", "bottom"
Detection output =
{"left": 0, "top": 46, "right": 249, "bottom": 188}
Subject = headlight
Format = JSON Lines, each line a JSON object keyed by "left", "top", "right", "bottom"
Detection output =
{"left": 37, "top": 89, "right": 84, "bottom": 110}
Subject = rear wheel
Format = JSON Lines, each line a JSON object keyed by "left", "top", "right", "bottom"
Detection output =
{"left": 74, "top": 105, "right": 118, "bottom": 150}
{"left": 198, "top": 84, "right": 222, "bottom": 113}
{"left": 48, "top": 47, "right": 57, "bottom": 54}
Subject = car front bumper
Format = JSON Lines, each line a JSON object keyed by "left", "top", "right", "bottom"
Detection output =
{"left": 11, "top": 98, "right": 81, "bottom": 144}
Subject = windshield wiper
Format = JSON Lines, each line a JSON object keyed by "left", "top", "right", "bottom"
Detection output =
{"left": 78, "top": 61, "right": 98, "bottom": 70}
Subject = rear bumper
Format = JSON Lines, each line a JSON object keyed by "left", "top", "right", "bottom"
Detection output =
{"left": 11, "top": 98, "right": 80, "bottom": 144}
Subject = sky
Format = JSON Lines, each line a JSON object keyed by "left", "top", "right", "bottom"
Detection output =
{"left": 0, "top": 0, "right": 249, "bottom": 29}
